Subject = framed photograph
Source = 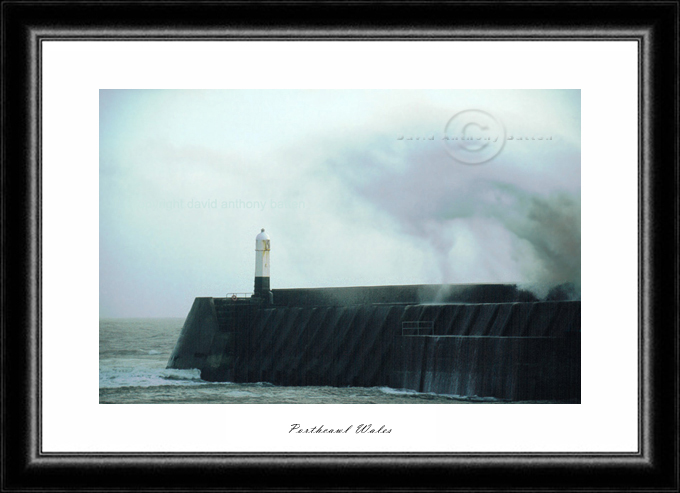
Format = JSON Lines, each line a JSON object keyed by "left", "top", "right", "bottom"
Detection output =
{"left": 2, "top": 2, "right": 677, "bottom": 490}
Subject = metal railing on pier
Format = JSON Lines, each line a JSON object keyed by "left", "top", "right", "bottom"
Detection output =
{"left": 226, "top": 292, "right": 253, "bottom": 301}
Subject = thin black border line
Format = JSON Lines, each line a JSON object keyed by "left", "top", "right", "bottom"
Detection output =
{"left": 638, "top": 21, "right": 649, "bottom": 469}
{"left": 638, "top": 29, "right": 646, "bottom": 466}
{"left": 34, "top": 15, "right": 43, "bottom": 469}
{"left": 3, "top": 1, "right": 677, "bottom": 489}
{"left": 33, "top": 33, "right": 649, "bottom": 40}
{"left": 37, "top": 36, "right": 640, "bottom": 459}
{"left": 43, "top": 42, "right": 634, "bottom": 460}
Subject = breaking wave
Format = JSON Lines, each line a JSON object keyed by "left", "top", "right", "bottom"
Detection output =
{"left": 99, "top": 366, "right": 233, "bottom": 389}
{"left": 376, "top": 386, "right": 502, "bottom": 403}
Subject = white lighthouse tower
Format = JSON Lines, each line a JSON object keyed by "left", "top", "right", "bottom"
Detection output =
{"left": 254, "top": 228, "right": 273, "bottom": 304}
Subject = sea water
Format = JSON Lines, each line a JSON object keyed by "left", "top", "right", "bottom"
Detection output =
{"left": 99, "top": 318, "right": 494, "bottom": 404}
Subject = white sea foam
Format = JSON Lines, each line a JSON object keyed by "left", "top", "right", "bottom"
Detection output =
{"left": 376, "top": 386, "right": 501, "bottom": 402}
{"left": 98, "top": 366, "right": 232, "bottom": 389}
{"left": 376, "top": 386, "right": 419, "bottom": 396}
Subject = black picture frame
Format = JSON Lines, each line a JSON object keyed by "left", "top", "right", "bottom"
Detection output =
{"left": 2, "top": 2, "right": 678, "bottom": 491}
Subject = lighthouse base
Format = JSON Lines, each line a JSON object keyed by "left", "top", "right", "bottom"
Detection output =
{"left": 254, "top": 276, "right": 270, "bottom": 294}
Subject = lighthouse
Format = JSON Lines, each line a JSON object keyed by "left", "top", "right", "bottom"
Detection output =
{"left": 254, "top": 228, "right": 273, "bottom": 304}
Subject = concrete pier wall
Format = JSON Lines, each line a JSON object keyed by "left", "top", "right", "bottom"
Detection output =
{"left": 168, "top": 288, "right": 580, "bottom": 402}
{"left": 167, "top": 297, "right": 220, "bottom": 371}
{"left": 268, "top": 283, "right": 576, "bottom": 307}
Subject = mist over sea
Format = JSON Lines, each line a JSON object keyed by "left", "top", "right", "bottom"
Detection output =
{"left": 100, "top": 318, "right": 497, "bottom": 404}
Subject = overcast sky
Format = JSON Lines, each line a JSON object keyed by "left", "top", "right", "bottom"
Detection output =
{"left": 100, "top": 90, "right": 580, "bottom": 317}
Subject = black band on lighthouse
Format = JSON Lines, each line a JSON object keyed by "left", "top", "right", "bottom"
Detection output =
{"left": 254, "top": 276, "right": 270, "bottom": 295}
